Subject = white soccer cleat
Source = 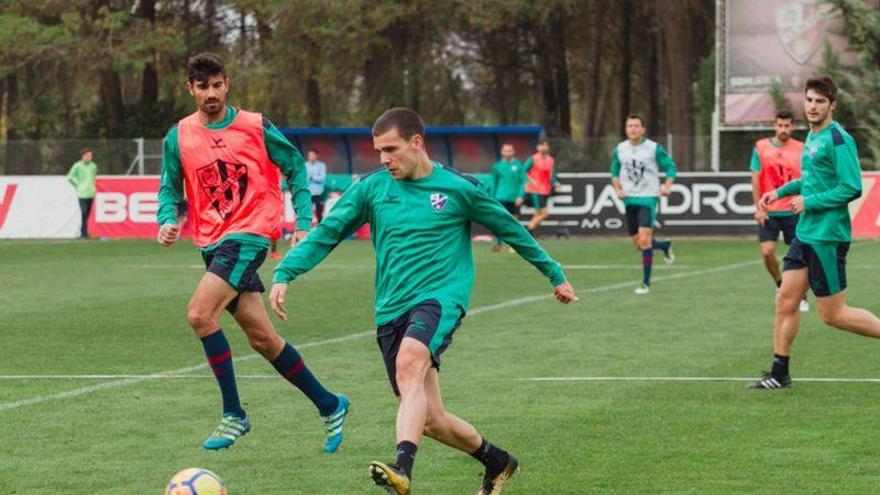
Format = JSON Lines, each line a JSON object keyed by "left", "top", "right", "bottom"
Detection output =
{"left": 634, "top": 284, "right": 651, "bottom": 295}
{"left": 663, "top": 246, "right": 675, "bottom": 265}
{"left": 799, "top": 298, "right": 810, "bottom": 313}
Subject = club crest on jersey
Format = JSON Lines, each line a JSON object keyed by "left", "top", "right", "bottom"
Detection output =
{"left": 430, "top": 193, "right": 448, "bottom": 212}
{"left": 808, "top": 145, "right": 818, "bottom": 159}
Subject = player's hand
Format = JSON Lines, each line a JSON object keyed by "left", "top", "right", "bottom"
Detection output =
{"left": 615, "top": 188, "right": 626, "bottom": 199}
{"left": 554, "top": 281, "right": 579, "bottom": 304}
{"left": 660, "top": 184, "right": 671, "bottom": 197}
{"left": 790, "top": 195, "right": 806, "bottom": 214}
{"left": 754, "top": 208, "right": 768, "bottom": 226}
{"left": 269, "top": 283, "right": 289, "bottom": 321}
{"left": 289, "top": 230, "right": 309, "bottom": 247}
{"left": 759, "top": 190, "right": 778, "bottom": 209}
{"left": 157, "top": 224, "right": 180, "bottom": 247}
{"left": 515, "top": 198, "right": 523, "bottom": 207}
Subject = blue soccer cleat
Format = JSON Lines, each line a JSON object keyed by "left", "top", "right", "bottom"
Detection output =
{"left": 202, "top": 414, "right": 251, "bottom": 450}
{"left": 321, "top": 394, "right": 351, "bottom": 453}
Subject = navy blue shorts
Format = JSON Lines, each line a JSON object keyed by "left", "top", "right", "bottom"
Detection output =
{"left": 200, "top": 239, "right": 267, "bottom": 313}
{"left": 625, "top": 204, "right": 655, "bottom": 236}
{"left": 376, "top": 300, "right": 465, "bottom": 396}
{"left": 758, "top": 215, "right": 798, "bottom": 244}
{"left": 783, "top": 238, "right": 849, "bottom": 297}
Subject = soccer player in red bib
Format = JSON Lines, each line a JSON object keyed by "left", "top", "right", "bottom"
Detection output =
{"left": 156, "top": 53, "right": 350, "bottom": 451}
{"left": 750, "top": 110, "right": 809, "bottom": 312}
{"left": 523, "top": 139, "right": 559, "bottom": 234}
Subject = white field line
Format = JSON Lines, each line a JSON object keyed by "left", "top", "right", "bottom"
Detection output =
{"left": 0, "top": 258, "right": 760, "bottom": 413}
{"left": 563, "top": 264, "right": 692, "bottom": 270}
{"left": 472, "top": 259, "right": 760, "bottom": 315}
{"left": 519, "top": 376, "right": 880, "bottom": 383}
{"left": 0, "top": 331, "right": 372, "bottom": 413}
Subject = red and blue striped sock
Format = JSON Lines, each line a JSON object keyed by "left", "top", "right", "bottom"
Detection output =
{"left": 200, "top": 330, "right": 245, "bottom": 418}
{"left": 642, "top": 249, "right": 653, "bottom": 286}
{"left": 271, "top": 343, "right": 339, "bottom": 416}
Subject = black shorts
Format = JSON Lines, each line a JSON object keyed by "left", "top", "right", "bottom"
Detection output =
{"left": 758, "top": 215, "right": 798, "bottom": 244}
{"left": 625, "top": 204, "right": 655, "bottom": 236}
{"left": 525, "top": 193, "right": 549, "bottom": 209}
{"left": 200, "top": 239, "right": 268, "bottom": 313}
{"left": 500, "top": 201, "right": 520, "bottom": 216}
{"left": 177, "top": 199, "right": 189, "bottom": 216}
{"left": 376, "top": 299, "right": 464, "bottom": 396}
{"left": 782, "top": 238, "right": 849, "bottom": 297}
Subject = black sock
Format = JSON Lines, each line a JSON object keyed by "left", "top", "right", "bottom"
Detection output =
{"left": 396, "top": 441, "right": 418, "bottom": 478}
{"left": 775, "top": 278, "right": 782, "bottom": 288}
{"left": 771, "top": 354, "right": 790, "bottom": 377}
{"left": 471, "top": 438, "right": 510, "bottom": 477}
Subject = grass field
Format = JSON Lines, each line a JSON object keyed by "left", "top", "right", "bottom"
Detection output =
{"left": 2, "top": 237, "right": 880, "bottom": 494}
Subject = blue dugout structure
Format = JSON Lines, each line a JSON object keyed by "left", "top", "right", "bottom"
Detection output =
{"left": 280, "top": 125, "right": 543, "bottom": 177}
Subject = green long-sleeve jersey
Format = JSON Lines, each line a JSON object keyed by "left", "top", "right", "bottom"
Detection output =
{"left": 777, "top": 121, "right": 862, "bottom": 244}
{"left": 156, "top": 106, "right": 313, "bottom": 231}
{"left": 274, "top": 162, "right": 567, "bottom": 325}
{"left": 66, "top": 160, "right": 97, "bottom": 199}
{"left": 491, "top": 158, "right": 526, "bottom": 203}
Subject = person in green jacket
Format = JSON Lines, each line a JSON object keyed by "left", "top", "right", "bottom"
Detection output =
{"left": 748, "top": 76, "right": 880, "bottom": 389}
{"left": 66, "top": 148, "right": 98, "bottom": 238}
{"left": 270, "top": 107, "right": 578, "bottom": 495}
{"left": 489, "top": 143, "right": 526, "bottom": 252}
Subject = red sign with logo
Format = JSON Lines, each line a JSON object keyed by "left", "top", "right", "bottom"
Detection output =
{"left": 90, "top": 177, "right": 167, "bottom": 239}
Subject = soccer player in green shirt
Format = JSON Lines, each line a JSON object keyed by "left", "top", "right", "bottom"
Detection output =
{"left": 66, "top": 148, "right": 98, "bottom": 238}
{"left": 489, "top": 142, "right": 526, "bottom": 252}
{"left": 749, "top": 76, "right": 880, "bottom": 389}
{"left": 270, "top": 108, "right": 578, "bottom": 495}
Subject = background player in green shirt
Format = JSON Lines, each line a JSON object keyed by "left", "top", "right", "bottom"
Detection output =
{"left": 270, "top": 108, "right": 578, "bottom": 495}
{"left": 66, "top": 148, "right": 98, "bottom": 238}
{"left": 489, "top": 142, "right": 526, "bottom": 252}
{"left": 749, "top": 76, "right": 880, "bottom": 389}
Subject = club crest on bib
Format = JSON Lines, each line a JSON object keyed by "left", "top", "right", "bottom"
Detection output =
{"left": 430, "top": 193, "right": 448, "bottom": 212}
{"left": 197, "top": 159, "right": 249, "bottom": 220}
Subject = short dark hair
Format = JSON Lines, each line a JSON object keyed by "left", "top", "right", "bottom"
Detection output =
{"left": 372, "top": 107, "right": 425, "bottom": 140}
{"left": 774, "top": 110, "right": 794, "bottom": 122}
{"left": 187, "top": 52, "right": 227, "bottom": 83}
{"left": 805, "top": 76, "right": 838, "bottom": 102}
{"left": 307, "top": 148, "right": 319, "bottom": 154}
{"left": 537, "top": 138, "right": 549, "bottom": 146}
{"left": 80, "top": 147, "right": 92, "bottom": 156}
{"left": 626, "top": 114, "right": 645, "bottom": 126}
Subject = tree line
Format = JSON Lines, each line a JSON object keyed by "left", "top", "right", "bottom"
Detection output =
{"left": 0, "top": 0, "right": 715, "bottom": 172}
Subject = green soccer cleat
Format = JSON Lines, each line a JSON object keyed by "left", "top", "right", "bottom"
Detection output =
{"left": 202, "top": 414, "right": 251, "bottom": 450}
{"left": 476, "top": 453, "right": 520, "bottom": 495}
{"left": 321, "top": 394, "right": 351, "bottom": 453}
{"left": 369, "top": 461, "right": 411, "bottom": 495}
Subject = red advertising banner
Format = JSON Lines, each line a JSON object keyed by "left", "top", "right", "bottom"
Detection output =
{"left": 90, "top": 177, "right": 165, "bottom": 239}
